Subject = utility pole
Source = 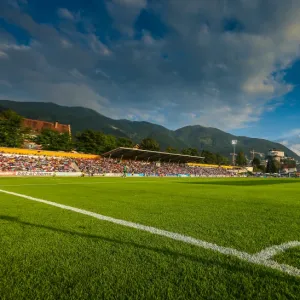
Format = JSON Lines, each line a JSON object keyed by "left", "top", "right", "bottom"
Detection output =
{"left": 231, "top": 140, "right": 237, "bottom": 166}
{"left": 230, "top": 153, "right": 237, "bottom": 166}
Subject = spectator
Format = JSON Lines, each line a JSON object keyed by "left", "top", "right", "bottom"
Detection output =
{"left": 75, "top": 158, "right": 233, "bottom": 177}
{"left": 0, "top": 154, "right": 76, "bottom": 172}
{"left": 0, "top": 154, "right": 233, "bottom": 176}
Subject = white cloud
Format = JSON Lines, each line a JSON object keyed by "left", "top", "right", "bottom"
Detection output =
{"left": 88, "top": 34, "right": 111, "bottom": 56}
{"left": 57, "top": 8, "right": 75, "bottom": 21}
{"left": 112, "top": 0, "right": 146, "bottom": 6}
{"left": 277, "top": 130, "right": 300, "bottom": 156}
{"left": 0, "top": 80, "right": 12, "bottom": 87}
{"left": 69, "top": 68, "right": 85, "bottom": 80}
{"left": 24, "top": 81, "right": 110, "bottom": 111}
{"left": 60, "top": 39, "right": 72, "bottom": 48}
{"left": 278, "top": 140, "right": 289, "bottom": 146}
{"left": 0, "top": 43, "right": 30, "bottom": 51}
{"left": 281, "top": 129, "right": 300, "bottom": 138}
{"left": 290, "top": 144, "right": 300, "bottom": 156}
{"left": 0, "top": 51, "right": 8, "bottom": 59}
{"left": 95, "top": 69, "right": 110, "bottom": 79}
{"left": 106, "top": 0, "right": 147, "bottom": 36}
{"left": 7, "top": 0, "right": 27, "bottom": 9}
{"left": 1, "top": 0, "right": 300, "bottom": 130}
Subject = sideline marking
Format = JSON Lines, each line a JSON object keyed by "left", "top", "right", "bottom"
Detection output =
{"left": 0, "top": 188, "right": 299, "bottom": 278}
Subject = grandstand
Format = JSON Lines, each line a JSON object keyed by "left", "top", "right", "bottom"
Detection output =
{"left": 0, "top": 147, "right": 236, "bottom": 177}
{"left": 102, "top": 147, "right": 205, "bottom": 163}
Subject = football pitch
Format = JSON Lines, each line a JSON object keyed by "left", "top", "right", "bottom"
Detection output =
{"left": 1, "top": 177, "right": 300, "bottom": 299}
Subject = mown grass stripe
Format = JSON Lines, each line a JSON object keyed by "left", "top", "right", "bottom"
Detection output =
{"left": 1, "top": 188, "right": 299, "bottom": 278}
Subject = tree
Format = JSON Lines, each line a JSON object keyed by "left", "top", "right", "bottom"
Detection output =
{"left": 215, "top": 153, "right": 229, "bottom": 165}
{"left": 266, "top": 158, "right": 280, "bottom": 173}
{"left": 34, "top": 129, "right": 73, "bottom": 151}
{"left": 117, "top": 137, "right": 134, "bottom": 148}
{"left": 103, "top": 134, "right": 117, "bottom": 152}
{"left": 236, "top": 151, "right": 247, "bottom": 166}
{"left": 140, "top": 138, "right": 160, "bottom": 151}
{"left": 75, "top": 130, "right": 103, "bottom": 154}
{"left": 252, "top": 157, "right": 264, "bottom": 172}
{"left": 165, "top": 146, "right": 178, "bottom": 153}
{"left": 252, "top": 157, "right": 261, "bottom": 168}
{"left": 0, "top": 110, "right": 24, "bottom": 147}
{"left": 201, "top": 150, "right": 217, "bottom": 164}
{"left": 75, "top": 130, "right": 117, "bottom": 154}
{"left": 181, "top": 148, "right": 199, "bottom": 156}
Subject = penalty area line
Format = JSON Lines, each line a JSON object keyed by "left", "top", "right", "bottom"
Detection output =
{"left": 0, "top": 188, "right": 299, "bottom": 278}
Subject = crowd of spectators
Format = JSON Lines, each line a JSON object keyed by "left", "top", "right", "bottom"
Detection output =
{"left": 0, "top": 154, "right": 233, "bottom": 176}
{"left": 76, "top": 158, "right": 233, "bottom": 177}
{"left": 0, "top": 154, "right": 77, "bottom": 172}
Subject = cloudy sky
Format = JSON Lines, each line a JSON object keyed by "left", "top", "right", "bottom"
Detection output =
{"left": 1, "top": 0, "right": 300, "bottom": 152}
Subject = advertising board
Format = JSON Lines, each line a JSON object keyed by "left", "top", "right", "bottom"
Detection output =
{"left": 105, "top": 173, "right": 122, "bottom": 177}
{"left": 55, "top": 172, "right": 82, "bottom": 177}
{"left": 15, "top": 171, "right": 54, "bottom": 176}
{"left": 0, "top": 172, "right": 16, "bottom": 176}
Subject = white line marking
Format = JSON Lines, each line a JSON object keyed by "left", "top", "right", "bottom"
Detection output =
{"left": 255, "top": 241, "right": 300, "bottom": 260}
{"left": 0, "top": 188, "right": 299, "bottom": 278}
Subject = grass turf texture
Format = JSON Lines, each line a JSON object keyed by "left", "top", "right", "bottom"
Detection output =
{"left": 0, "top": 177, "right": 300, "bottom": 299}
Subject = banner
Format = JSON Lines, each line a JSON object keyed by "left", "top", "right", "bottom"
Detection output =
{"left": 55, "top": 172, "right": 82, "bottom": 177}
{"left": 0, "top": 172, "right": 16, "bottom": 176}
{"left": 123, "top": 173, "right": 145, "bottom": 177}
{"left": 105, "top": 173, "right": 122, "bottom": 177}
{"left": 16, "top": 171, "right": 55, "bottom": 176}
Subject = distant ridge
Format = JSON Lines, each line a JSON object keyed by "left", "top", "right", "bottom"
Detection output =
{"left": 0, "top": 99, "right": 298, "bottom": 159}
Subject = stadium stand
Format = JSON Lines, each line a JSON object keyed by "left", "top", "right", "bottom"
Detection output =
{"left": 0, "top": 147, "right": 99, "bottom": 159}
{"left": 0, "top": 153, "right": 76, "bottom": 172}
{"left": 74, "top": 158, "right": 233, "bottom": 177}
{"left": 0, "top": 147, "right": 235, "bottom": 177}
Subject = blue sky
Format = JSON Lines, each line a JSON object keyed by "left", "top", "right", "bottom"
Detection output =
{"left": 1, "top": 0, "right": 300, "bottom": 153}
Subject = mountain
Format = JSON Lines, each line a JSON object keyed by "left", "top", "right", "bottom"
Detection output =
{"left": 175, "top": 125, "right": 299, "bottom": 160}
{"left": 0, "top": 100, "right": 299, "bottom": 159}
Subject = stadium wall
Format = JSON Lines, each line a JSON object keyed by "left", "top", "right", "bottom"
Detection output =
{"left": 0, "top": 147, "right": 100, "bottom": 159}
{"left": 0, "top": 171, "right": 83, "bottom": 177}
{"left": 187, "top": 163, "right": 234, "bottom": 169}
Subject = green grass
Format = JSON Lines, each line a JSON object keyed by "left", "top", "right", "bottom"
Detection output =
{"left": 0, "top": 177, "right": 300, "bottom": 299}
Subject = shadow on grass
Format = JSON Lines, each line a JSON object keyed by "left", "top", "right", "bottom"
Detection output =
{"left": 179, "top": 179, "right": 299, "bottom": 186}
{"left": 1, "top": 215, "right": 298, "bottom": 284}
